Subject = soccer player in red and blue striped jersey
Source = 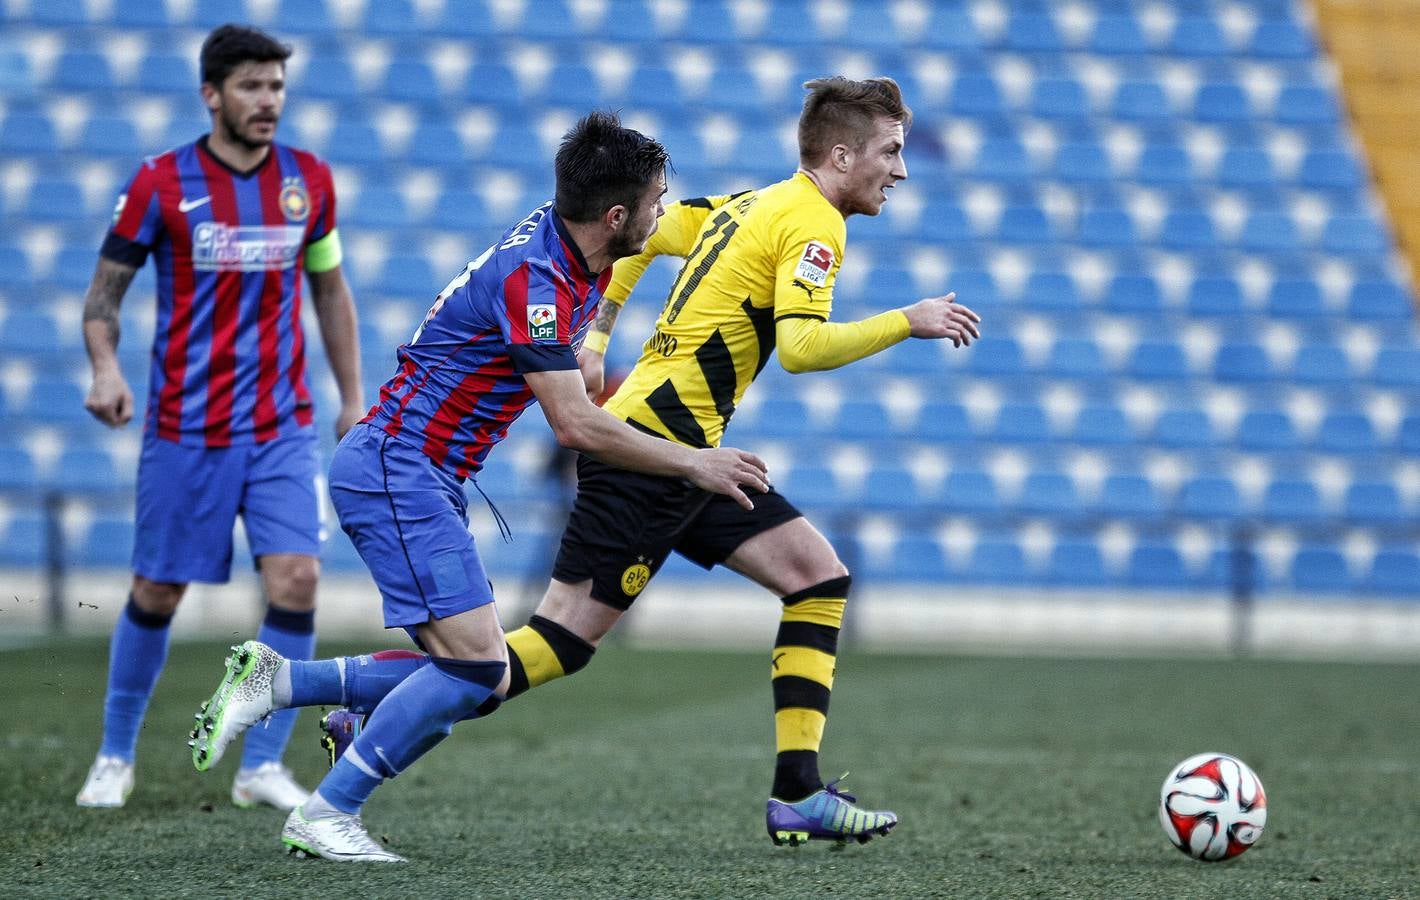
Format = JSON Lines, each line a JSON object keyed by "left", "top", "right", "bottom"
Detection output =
{"left": 188, "top": 112, "right": 771, "bottom": 862}
{"left": 76, "top": 25, "right": 364, "bottom": 812}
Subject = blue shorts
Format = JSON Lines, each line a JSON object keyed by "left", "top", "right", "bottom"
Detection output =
{"left": 132, "top": 426, "right": 322, "bottom": 584}
{"left": 328, "top": 423, "right": 494, "bottom": 629}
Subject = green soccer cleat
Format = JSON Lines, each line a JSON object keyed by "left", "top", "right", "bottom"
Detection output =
{"left": 189, "top": 640, "right": 283, "bottom": 772}
{"left": 766, "top": 776, "right": 898, "bottom": 847}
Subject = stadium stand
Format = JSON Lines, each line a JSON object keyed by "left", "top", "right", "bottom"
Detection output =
{"left": 0, "top": 0, "right": 1416, "bottom": 601}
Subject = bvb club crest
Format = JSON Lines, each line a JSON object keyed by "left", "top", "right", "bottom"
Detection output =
{"left": 620, "top": 560, "right": 651, "bottom": 597}
{"left": 280, "top": 177, "right": 310, "bottom": 222}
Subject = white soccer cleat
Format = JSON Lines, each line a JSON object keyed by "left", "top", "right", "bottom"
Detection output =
{"left": 76, "top": 754, "right": 135, "bottom": 808}
{"left": 232, "top": 762, "right": 311, "bottom": 811}
{"left": 281, "top": 806, "right": 407, "bottom": 863}
{"left": 190, "top": 641, "right": 284, "bottom": 772}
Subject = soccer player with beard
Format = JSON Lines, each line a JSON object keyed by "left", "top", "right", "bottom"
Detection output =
{"left": 75, "top": 24, "right": 364, "bottom": 811}
{"left": 188, "top": 111, "right": 770, "bottom": 862}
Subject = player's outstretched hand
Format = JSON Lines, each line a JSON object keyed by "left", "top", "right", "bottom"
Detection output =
{"left": 85, "top": 370, "right": 134, "bottom": 428}
{"left": 688, "top": 447, "right": 770, "bottom": 511}
{"left": 901, "top": 292, "right": 982, "bottom": 348}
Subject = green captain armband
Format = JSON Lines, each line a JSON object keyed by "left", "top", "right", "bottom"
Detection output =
{"left": 304, "top": 228, "right": 343, "bottom": 273}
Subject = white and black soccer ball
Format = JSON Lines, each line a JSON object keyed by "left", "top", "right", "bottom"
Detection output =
{"left": 1159, "top": 752, "right": 1267, "bottom": 862}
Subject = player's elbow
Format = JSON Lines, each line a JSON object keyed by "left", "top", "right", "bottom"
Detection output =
{"left": 778, "top": 348, "right": 825, "bottom": 374}
{"left": 545, "top": 409, "right": 600, "bottom": 453}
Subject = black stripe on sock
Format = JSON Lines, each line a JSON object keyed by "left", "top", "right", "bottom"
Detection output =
{"left": 771, "top": 675, "right": 832, "bottom": 713}
{"left": 263, "top": 603, "right": 315, "bottom": 634}
{"left": 506, "top": 651, "right": 530, "bottom": 698}
{"left": 774, "top": 621, "right": 839, "bottom": 654}
{"left": 529, "top": 615, "right": 596, "bottom": 675}
{"left": 124, "top": 595, "right": 173, "bottom": 630}
{"left": 780, "top": 575, "right": 852, "bottom": 607}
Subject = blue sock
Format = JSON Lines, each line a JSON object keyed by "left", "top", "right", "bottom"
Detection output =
{"left": 342, "top": 650, "right": 430, "bottom": 714}
{"left": 99, "top": 597, "right": 173, "bottom": 761}
{"left": 287, "top": 659, "right": 344, "bottom": 707}
{"left": 240, "top": 605, "right": 315, "bottom": 770}
{"left": 318, "top": 658, "right": 504, "bottom": 814}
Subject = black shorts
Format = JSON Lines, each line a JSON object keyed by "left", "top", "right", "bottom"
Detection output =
{"left": 551, "top": 454, "right": 803, "bottom": 610}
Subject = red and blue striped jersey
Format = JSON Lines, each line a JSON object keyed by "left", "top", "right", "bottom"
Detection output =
{"left": 101, "top": 137, "right": 337, "bottom": 447}
{"left": 365, "top": 202, "right": 609, "bottom": 478}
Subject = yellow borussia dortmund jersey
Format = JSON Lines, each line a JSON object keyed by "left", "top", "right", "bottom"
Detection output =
{"left": 603, "top": 173, "right": 847, "bottom": 448}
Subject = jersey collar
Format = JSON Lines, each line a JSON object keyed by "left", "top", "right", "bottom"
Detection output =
{"left": 197, "top": 134, "right": 276, "bottom": 179}
{"left": 550, "top": 209, "right": 596, "bottom": 283}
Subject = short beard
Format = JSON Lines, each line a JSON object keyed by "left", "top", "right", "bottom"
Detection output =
{"left": 218, "top": 107, "right": 273, "bottom": 151}
{"left": 605, "top": 226, "right": 646, "bottom": 261}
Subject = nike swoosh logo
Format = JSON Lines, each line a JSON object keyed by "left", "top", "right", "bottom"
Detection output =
{"left": 178, "top": 196, "right": 211, "bottom": 213}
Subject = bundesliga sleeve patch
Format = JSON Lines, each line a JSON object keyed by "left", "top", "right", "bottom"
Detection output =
{"left": 795, "top": 241, "right": 834, "bottom": 287}
{"left": 528, "top": 303, "right": 557, "bottom": 342}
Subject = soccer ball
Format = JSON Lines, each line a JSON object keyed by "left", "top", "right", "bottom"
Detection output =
{"left": 1158, "top": 752, "right": 1267, "bottom": 862}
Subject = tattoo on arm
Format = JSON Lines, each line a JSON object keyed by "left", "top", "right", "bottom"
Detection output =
{"left": 82, "top": 263, "right": 135, "bottom": 349}
{"left": 591, "top": 301, "right": 621, "bottom": 337}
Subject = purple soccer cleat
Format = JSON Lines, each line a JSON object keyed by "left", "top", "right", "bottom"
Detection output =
{"left": 766, "top": 777, "right": 898, "bottom": 847}
{"left": 318, "top": 709, "right": 365, "bottom": 767}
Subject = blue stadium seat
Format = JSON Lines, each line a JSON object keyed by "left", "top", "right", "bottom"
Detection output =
{"left": 1045, "top": 539, "right": 1108, "bottom": 586}
{"left": 193, "top": 0, "right": 251, "bottom": 28}
{"left": 1031, "top": 77, "right": 1089, "bottom": 119}
{"left": 1238, "top": 210, "right": 1299, "bottom": 252}
{"left": 1186, "top": 275, "right": 1244, "bottom": 316}
{"left": 1135, "top": 142, "right": 1193, "bottom": 184}
{"left": 29, "top": 0, "right": 90, "bottom": 25}
{"left": 1104, "top": 273, "right": 1162, "bottom": 313}
{"left": 76, "top": 114, "right": 142, "bottom": 158}
{"left": 1194, "top": 82, "right": 1252, "bottom": 122}
{"left": 1170, "top": 15, "right": 1229, "bottom": 56}
{"left": 113, "top": 0, "right": 173, "bottom": 27}
{"left": 373, "top": 253, "right": 436, "bottom": 297}
{"left": 1053, "top": 141, "right": 1113, "bottom": 183}
{"left": 949, "top": 268, "right": 999, "bottom": 308}
{"left": 1315, "top": 411, "right": 1377, "bottom": 454}
{"left": 1153, "top": 407, "right": 1216, "bottom": 448}
{"left": 1262, "top": 478, "right": 1324, "bottom": 523}
{"left": 622, "top": 66, "right": 683, "bottom": 111}
{"left": 746, "top": 396, "right": 811, "bottom": 440}
{"left": 1250, "top": 20, "right": 1315, "bottom": 58}
{"left": 1126, "top": 340, "right": 1190, "bottom": 380}
{"left": 1343, "top": 480, "right": 1404, "bottom": 524}
{"left": 20, "top": 378, "right": 92, "bottom": 427}
{"left": 941, "top": 468, "right": 999, "bottom": 513}
{"left": 347, "top": 185, "right": 410, "bottom": 230}
{"left": 535, "top": 62, "right": 606, "bottom": 112}
{"left": 880, "top": 535, "right": 950, "bottom": 582}
{"left": 1236, "top": 409, "right": 1299, "bottom": 451}
{"left": 919, "top": 204, "right": 973, "bottom": 243}
{"left": 835, "top": 398, "right": 897, "bottom": 442}
{"left": 997, "top": 205, "right": 1053, "bottom": 243}
{"left": 1399, "top": 415, "right": 1420, "bottom": 454}
{"left": 1045, "top": 337, "right": 1106, "bottom": 379}
{"left": 1348, "top": 278, "right": 1412, "bottom": 320}
{"left": 1176, "top": 475, "right": 1242, "bottom": 519}
{"left": 1373, "top": 346, "right": 1420, "bottom": 388}
{"left": 967, "top": 335, "right": 1023, "bottom": 376}
{"left": 1076, "top": 207, "right": 1136, "bottom": 247}
{"left": 992, "top": 401, "right": 1052, "bottom": 443}
{"left": 1159, "top": 209, "right": 1217, "bottom": 250}
{"left": 971, "top": 137, "right": 1032, "bottom": 180}
{"left": 1290, "top": 545, "right": 1350, "bottom": 592}
{"left": 426, "top": 187, "right": 490, "bottom": 231}
{"left": 861, "top": 465, "right": 921, "bottom": 510}
{"left": 1213, "top": 341, "right": 1272, "bottom": 382}
{"left": 23, "top": 176, "right": 88, "bottom": 222}
{"left": 49, "top": 245, "right": 97, "bottom": 292}
{"left": 465, "top": 62, "right": 525, "bottom": 107}
{"left": 272, "top": 0, "right": 335, "bottom": 34}
{"left": 135, "top": 52, "right": 195, "bottom": 94}
{"left": 1217, "top": 146, "right": 1277, "bottom": 188}
{"left": 406, "top": 121, "right": 469, "bottom": 169}
{"left": 1127, "top": 542, "right": 1190, "bottom": 588}
{"left": 72, "top": 513, "right": 133, "bottom": 564}
{"left": 322, "top": 121, "right": 386, "bottom": 165}
{"left": 0, "top": 444, "right": 38, "bottom": 491}
{"left": 0, "top": 515, "right": 46, "bottom": 566}
{"left": 1321, "top": 214, "right": 1388, "bottom": 256}
{"left": 1114, "top": 81, "right": 1173, "bottom": 122}
{"left": 381, "top": 59, "right": 443, "bottom": 106}
{"left": 1017, "top": 470, "right": 1079, "bottom": 516}
{"left": 921, "top": 4, "right": 981, "bottom": 51}
{"left": 1006, "top": 10, "right": 1064, "bottom": 51}
{"left": 778, "top": 463, "right": 838, "bottom": 508}
{"left": 301, "top": 52, "right": 360, "bottom": 101}
{"left": 1366, "top": 548, "right": 1420, "bottom": 595}
{"left": 600, "top": 0, "right": 658, "bottom": 42}
{"left": 1022, "top": 271, "right": 1082, "bottom": 311}
{"left": 1265, "top": 278, "right": 1322, "bottom": 318}
{"left": 1096, "top": 473, "right": 1161, "bottom": 519}
{"left": 965, "top": 535, "right": 1029, "bottom": 585}
{"left": 1, "top": 110, "right": 59, "bottom": 154}
{"left": 438, "top": 0, "right": 500, "bottom": 37}
{"left": 916, "top": 401, "right": 973, "bottom": 443}
{"left": 0, "top": 243, "right": 35, "bottom": 289}
{"left": 1070, "top": 403, "right": 1134, "bottom": 446}
{"left": 949, "top": 73, "right": 1006, "bottom": 117}
{"left": 1291, "top": 342, "right": 1351, "bottom": 385}
{"left": 1090, "top": 13, "right": 1149, "bottom": 54}
{"left": 362, "top": 0, "right": 422, "bottom": 36}
{"left": 51, "top": 50, "right": 117, "bottom": 93}
{"left": 53, "top": 446, "right": 129, "bottom": 493}
{"left": 0, "top": 310, "right": 63, "bottom": 354}
{"left": 1274, "top": 83, "right": 1336, "bottom": 124}
{"left": 1298, "top": 147, "right": 1363, "bottom": 190}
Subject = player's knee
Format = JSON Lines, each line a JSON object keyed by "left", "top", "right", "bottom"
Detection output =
{"left": 267, "top": 557, "right": 320, "bottom": 609}
{"left": 131, "top": 577, "right": 185, "bottom": 616}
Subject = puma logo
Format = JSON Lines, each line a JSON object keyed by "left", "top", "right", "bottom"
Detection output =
{"left": 772, "top": 652, "right": 786, "bottom": 670}
{"left": 791, "top": 279, "right": 821, "bottom": 301}
{"left": 178, "top": 195, "right": 212, "bottom": 213}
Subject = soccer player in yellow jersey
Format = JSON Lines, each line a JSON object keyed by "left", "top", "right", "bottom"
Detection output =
{"left": 319, "top": 76, "right": 982, "bottom": 846}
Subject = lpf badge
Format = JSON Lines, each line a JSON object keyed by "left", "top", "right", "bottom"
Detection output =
{"left": 279, "top": 177, "right": 310, "bottom": 222}
{"left": 620, "top": 560, "right": 651, "bottom": 597}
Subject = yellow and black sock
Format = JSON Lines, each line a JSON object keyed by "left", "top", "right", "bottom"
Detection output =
{"left": 505, "top": 614, "right": 596, "bottom": 699}
{"left": 771, "top": 575, "right": 851, "bottom": 801}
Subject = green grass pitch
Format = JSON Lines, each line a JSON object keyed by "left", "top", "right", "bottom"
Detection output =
{"left": 2, "top": 638, "right": 1417, "bottom": 897}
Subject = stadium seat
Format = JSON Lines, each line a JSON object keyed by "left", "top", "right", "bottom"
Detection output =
{"left": 1169, "top": 15, "right": 1229, "bottom": 57}
{"left": 1090, "top": 13, "right": 1149, "bottom": 54}
{"left": 425, "top": 187, "right": 491, "bottom": 231}
{"left": 1126, "top": 340, "right": 1190, "bottom": 380}
{"left": 1045, "top": 539, "right": 1109, "bottom": 586}
{"left": 1153, "top": 407, "right": 1216, "bottom": 448}
{"left": 1053, "top": 141, "right": 1113, "bottom": 183}
{"left": 76, "top": 114, "right": 142, "bottom": 158}
{"left": 1022, "top": 271, "right": 1082, "bottom": 311}
{"left": 1315, "top": 411, "right": 1378, "bottom": 454}
{"left": 835, "top": 398, "right": 897, "bottom": 442}
{"left": 23, "top": 176, "right": 89, "bottom": 222}
{"left": 916, "top": 401, "right": 973, "bottom": 443}
{"left": 1291, "top": 342, "right": 1351, "bottom": 385}
{"left": 50, "top": 50, "right": 117, "bottom": 93}
{"left": 0, "top": 515, "right": 46, "bottom": 567}
{"left": 1096, "top": 473, "right": 1161, "bottom": 520}
{"left": 373, "top": 253, "right": 436, "bottom": 297}
{"left": 0, "top": 110, "right": 59, "bottom": 155}
{"left": 1044, "top": 337, "right": 1107, "bottom": 379}
{"left": 322, "top": 121, "right": 386, "bottom": 165}
{"left": 965, "top": 535, "right": 1029, "bottom": 584}
{"left": 1343, "top": 480, "right": 1404, "bottom": 525}
{"left": 1290, "top": 545, "right": 1351, "bottom": 592}
{"left": 1113, "top": 81, "right": 1173, "bottom": 122}
{"left": 1348, "top": 278, "right": 1413, "bottom": 320}
{"left": 135, "top": 52, "right": 195, "bottom": 95}
{"left": 1274, "top": 84, "right": 1336, "bottom": 125}
{"left": 1216, "top": 147, "right": 1277, "bottom": 188}
{"left": 74, "top": 517, "right": 134, "bottom": 568}
{"left": 362, "top": 0, "right": 423, "bottom": 36}
{"left": 1373, "top": 347, "right": 1420, "bottom": 388}
{"left": 949, "top": 73, "right": 1006, "bottom": 117}
{"left": 941, "top": 468, "right": 999, "bottom": 514}
{"left": 1127, "top": 543, "right": 1190, "bottom": 589}
{"left": 1135, "top": 142, "right": 1193, "bottom": 184}
{"left": 0, "top": 444, "right": 38, "bottom": 491}
{"left": 967, "top": 335, "right": 1024, "bottom": 376}
{"left": 271, "top": 0, "right": 335, "bottom": 34}
{"left": 1213, "top": 342, "right": 1273, "bottom": 382}
{"left": 1017, "top": 470, "right": 1079, "bottom": 516}
{"left": 777, "top": 463, "right": 839, "bottom": 509}
{"left": 1104, "top": 273, "right": 1162, "bottom": 314}
{"left": 1031, "top": 77, "right": 1090, "bottom": 119}
{"left": 302, "top": 52, "right": 360, "bottom": 101}
{"left": 381, "top": 59, "right": 444, "bottom": 106}
{"left": 921, "top": 4, "right": 981, "bottom": 51}
{"left": 1176, "top": 475, "right": 1242, "bottom": 519}
{"left": 1159, "top": 209, "right": 1218, "bottom": 250}
{"left": 20, "top": 378, "right": 92, "bottom": 428}
{"left": 1236, "top": 409, "right": 1300, "bottom": 452}
{"left": 1250, "top": 20, "right": 1315, "bottom": 58}
{"left": 113, "top": 0, "right": 173, "bottom": 27}
{"left": 1265, "top": 278, "right": 1323, "bottom": 318}
{"left": 1298, "top": 147, "right": 1363, "bottom": 190}
{"left": 991, "top": 401, "right": 1052, "bottom": 444}
{"left": 1262, "top": 478, "right": 1324, "bottom": 523}
{"left": 1365, "top": 548, "right": 1420, "bottom": 595}
{"left": 1321, "top": 214, "right": 1388, "bottom": 256}
{"left": 861, "top": 465, "right": 922, "bottom": 510}
{"left": 1238, "top": 210, "right": 1299, "bottom": 252}
{"left": 1194, "top": 82, "right": 1252, "bottom": 122}
{"left": 880, "top": 535, "right": 950, "bottom": 582}
{"left": 29, "top": 0, "right": 90, "bottom": 26}
{"left": 1186, "top": 276, "right": 1245, "bottom": 316}
{"left": 1070, "top": 403, "right": 1135, "bottom": 446}
{"left": 1399, "top": 415, "right": 1420, "bottom": 454}
{"left": 971, "top": 137, "right": 1032, "bottom": 180}
{"left": 0, "top": 243, "right": 35, "bottom": 289}
{"left": 997, "top": 205, "right": 1053, "bottom": 243}
{"left": 1076, "top": 207, "right": 1136, "bottom": 247}
{"left": 346, "top": 185, "right": 410, "bottom": 230}
{"left": 465, "top": 62, "right": 525, "bottom": 107}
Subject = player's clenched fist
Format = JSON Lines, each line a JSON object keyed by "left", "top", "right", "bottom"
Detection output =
{"left": 689, "top": 447, "right": 771, "bottom": 511}
{"left": 900, "top": 292, "right": 982, "bottom": 347}
{"left": 85, "top": 370, "right": 134, "bottom": 428}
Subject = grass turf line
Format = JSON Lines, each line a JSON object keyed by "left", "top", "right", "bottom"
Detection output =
{"left": 2, "top": 640, "right": 1418, "bottom": 898}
